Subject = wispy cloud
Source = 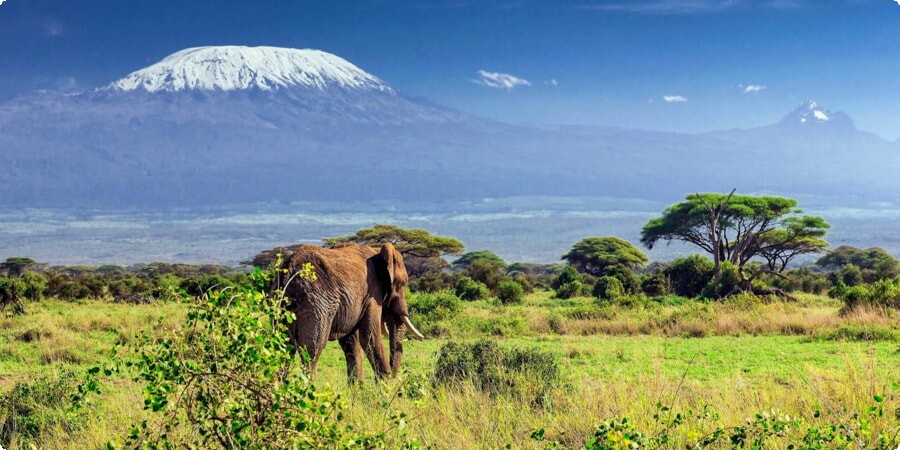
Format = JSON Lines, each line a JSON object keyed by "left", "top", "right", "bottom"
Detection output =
{"left": 740, "top": 84, "right": 766, "bottom": 93}
{"left": 546, "top": 79, "right": 559, "bottom": 87}
{"left": 473, "top": 70, "right": 532, "bottom": 89}
{"left": 663, "top": 95, "right": 688, "bottom": 103}
{"left": 43, "top": 20, "right": 65, "bottom": 37}
{"left": 578, "top": 0, "right": 801, "bottom": 14}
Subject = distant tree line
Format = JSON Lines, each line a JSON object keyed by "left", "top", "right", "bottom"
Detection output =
{"left": 4, "top": 192, "right": 899, "bottom": 314}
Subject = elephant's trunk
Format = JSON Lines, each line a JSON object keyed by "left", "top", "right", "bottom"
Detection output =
{"left": 402, "top": 315, "right": 425, "bottom": 340}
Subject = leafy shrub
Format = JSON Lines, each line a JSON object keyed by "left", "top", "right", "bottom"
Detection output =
{"left": 602, "top": 265, "right": 641, "bottom": 294}
{"left": 496, "top": 280, "right": 525, "bottom": 305}
{"left": 20, "top": 271, "right": 48, "bottom": 301}
{"left": 818, "top": 245, "right": 899, "bottom": 283}
{"left": 641, "top": 272, "right": 670, "bottom": 296}
{"left": 611, "top": 293, "right": 652, "bottom": 309}
{"left": 593, "top": 276, "right": 624, "bottom": 301}
{"left": 79, "top": 265, "right": 405, "bottom": 448}
{"left": 829, "top": 263, "right": 864, "bottom": 287}
{"left": 453, "top": 276, "right": 491, "bottom": 301}
{"left": 408, "top": 290, "right": 463, "bottom": 335}
{"left": 409, "top": 271, "right": 453, "bottom": 293}
{"left": 0, "top": 277, "right": 28, "bottom": 314}
{"left": 830, "top": 277, "right": 900, "bottom": 313}
{"left": 432, "top": 340, "right": 560, "bottom": 405}
{"left": 0, "top": 371, "right": 83, "bottom": 446}
{"left": 553, "top": 266, "right": 584, "bottom": 299}
{"left": 555, "top": 282, "right": 582, "bottom": 299}
{"left": 532, "top": 396, "right": 894, "bottom": 449}
{"left": 701, "top": 260, "right": 741, "bottom": 299}
{"left": 664, "top": 255, "right": 713, "bottom": 298}
{"left": 509, "top": 272, "right": 535, "bottom": 294}
{"left": 770, "top": 267, "right": 829, "bottom": 294}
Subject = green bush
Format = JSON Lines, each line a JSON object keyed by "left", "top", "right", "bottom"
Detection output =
{"left": 664, "top": 255, "right": 713, "bottom": 298}
{"left": 432, "top": 340, "right": 560, "bottom": 406}
{"left": 453, "top": 276, "right": 491, "bottom": 301}
{"left": 553, "top": 266, "right": 584, "bottom": 299}
{"left": 408, "top": 290, "right": 463, "bottom": 335}
{"left": 0, "top": 276, "right": 28, "bottom": 314}
{"left": 830, "top": 263, "right": 864, "bottom": 287}
{"left": 0, "top": 371, "right": 83, "bottom": 446}
{"left": 592, "top": 276, "right": 624, "bottom": 301}
{"left": 829, "top": 277, "right": 900, "bottom": 313}
{"left": 509, "top": 272, "right": 535, "bottom": 294}
{"left": 496, "top": 280, "right": 525, "bottom": 305}
{"left": 555, "top": 282, "right": 582, "bottom": 299}
{"left": 602, "top": 265, "right": 641, "bottom": 294}
{"left": 532, "top": 396, "right": 895, "bottom": 449}
{"left": 701, "top": 260, "right": 742, "bottom": 299}
{"left": 641, "top": 272, "right": 670, "bottom": 296}
{"left": 770, "top": 267, "right": 829, "bottom": 294}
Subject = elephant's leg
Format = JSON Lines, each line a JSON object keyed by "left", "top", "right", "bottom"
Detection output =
{"left": 358, "top": 309, "right": 390, "bottom": 379}
{"left": 338, "top": 331, "right": 364, "bottom": 384}
{"left": 288, "top": 308, "right": 332, "bottom": 376}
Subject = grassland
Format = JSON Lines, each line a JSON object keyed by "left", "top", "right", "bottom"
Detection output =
{"left": 1, "top": 293, "right": 898, "bottom": 449}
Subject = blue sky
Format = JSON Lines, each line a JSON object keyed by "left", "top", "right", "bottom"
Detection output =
{"left": 1, "top": 0, "right": 899, "bottom": 138}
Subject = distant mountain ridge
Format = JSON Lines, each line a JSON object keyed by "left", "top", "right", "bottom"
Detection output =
{"left": 0, "top": 45, "right": 897, "bottom": 209}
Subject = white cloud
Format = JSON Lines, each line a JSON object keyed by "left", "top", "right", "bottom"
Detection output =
{"left": 663, "top": 95, "right": 688, "bottom": 103}
{"left": 895, "top": 0, "right": 900, "bottom": 6}
{"left": 0, "top": 0, "right": 7, "bottom": 6}
{"left": 473, "top": 70, "right": 531, "bottom": 89}
{"left": 546, "top": 79, "right": 559, "bottom": 87}
{"left": 741, "top": 84, "right": 766, "bottom": 93}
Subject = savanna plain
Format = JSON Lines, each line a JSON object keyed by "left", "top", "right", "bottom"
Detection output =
{"left": 1, "top": 286, "right": 897, "bottom": 449}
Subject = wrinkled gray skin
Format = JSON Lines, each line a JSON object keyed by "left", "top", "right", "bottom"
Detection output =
{"left": 279, "top": 243, "right": 423, "bottom": 382}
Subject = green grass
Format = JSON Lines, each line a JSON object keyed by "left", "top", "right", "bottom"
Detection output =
{"left": 1, "top": 293, "right": 898, "bottom": 449}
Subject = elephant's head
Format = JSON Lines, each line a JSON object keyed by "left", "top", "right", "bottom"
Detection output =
{"left": 377, "top": 243, "right": 424, "bottom": 374}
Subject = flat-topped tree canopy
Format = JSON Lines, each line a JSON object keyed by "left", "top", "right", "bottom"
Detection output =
{"left": 562, "top": 237, "right": 648, "bottom": 276}
{"left": 324, "top": 224, "right": 464, "bottom": 258}
{"left": 641, "top": 192, "right": 829, "bottom": 273}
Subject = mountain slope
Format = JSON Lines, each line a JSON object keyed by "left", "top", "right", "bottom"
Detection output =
{"left": 0, "top": 46, "right": 898, "bottom": 208}
{"left": 110, "top": 46, "right": 394, "bottom": 93}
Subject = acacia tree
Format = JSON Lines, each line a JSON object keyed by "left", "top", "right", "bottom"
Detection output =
{"left": 452, "top": 250, "right": 507, "bottom": 291}
{"left": 562, "top": 237, "right": 648, "bottom": 277}
{"left": 323, "top": 224, "right": 464, "bottom": 258}
{"left": 641, "top": 192, "right": 829, "bottom": 290}
{"left": 756, "top": 216, "right": 829, "bottom": 272}
{"left": 324, "top": 225, "right": 465, "bottom": 285}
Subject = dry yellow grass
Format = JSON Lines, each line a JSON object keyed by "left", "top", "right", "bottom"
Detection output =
{"left": 3, "top": 296, "right": 898, "bottom": 449}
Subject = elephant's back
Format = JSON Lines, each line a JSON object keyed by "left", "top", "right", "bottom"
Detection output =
{"left": 281, "top": 244, "right": 371, "bottom": 299}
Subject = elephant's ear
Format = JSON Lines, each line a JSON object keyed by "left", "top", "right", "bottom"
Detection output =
{"left": 380, "top": 243, "right": 397, "bottom": 287}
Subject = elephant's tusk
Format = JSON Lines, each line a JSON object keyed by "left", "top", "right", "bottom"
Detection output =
{"left": 383, "top": 321, "right": 390, "bottom": 336}
{"left": 402, "top": 315, "right": 425, "bottom": 340}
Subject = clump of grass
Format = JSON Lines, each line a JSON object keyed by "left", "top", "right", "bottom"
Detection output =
{"left": 432, "top": 339, "right": 561, "bottom": 406}
{"left": 16, "top": 328, "right": 53, "bottom": 343}
{"left": 803, "top": 325, "right": 900, "bottom": 342}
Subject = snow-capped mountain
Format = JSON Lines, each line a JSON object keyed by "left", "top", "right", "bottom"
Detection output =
{"left": 0, "top": 46, "right": 897, "bottom": 209}
{"left": 109, "top": 46, "right": 394, "bottom": 93}
{"left": 777, "top": 99, "right": 855, "bottom": 130}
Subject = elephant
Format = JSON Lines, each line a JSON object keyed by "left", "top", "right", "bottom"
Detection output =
{"left": 278, "top": 242, "right": 424, "bottom": 382}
